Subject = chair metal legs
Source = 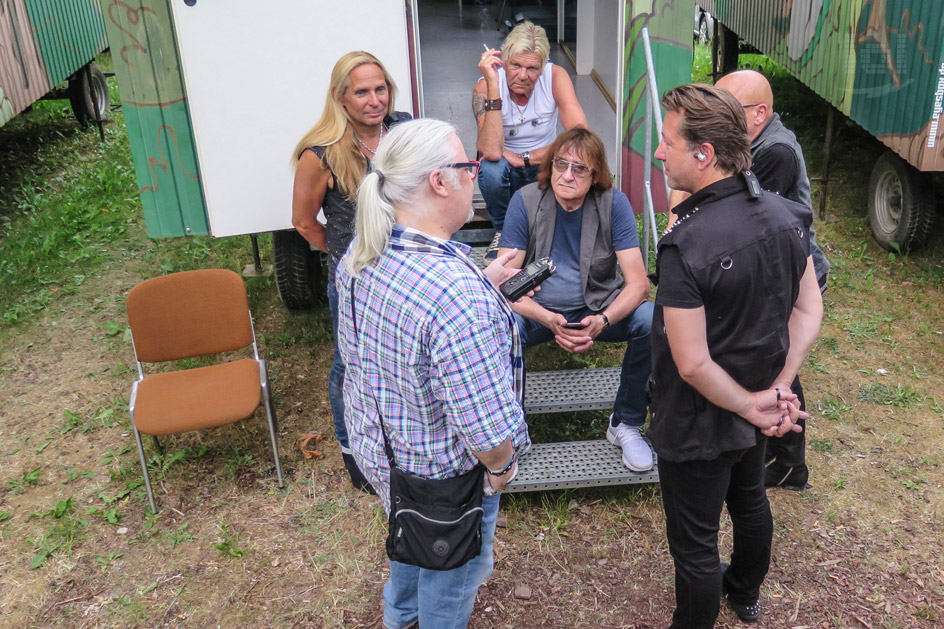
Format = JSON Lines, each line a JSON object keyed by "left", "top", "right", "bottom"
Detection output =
{"left": 130, "top": 382, "right": 158, "bottom": 515}
{"left": 129, "top": 362, "right": 285, "bottom": 515}
{"left": 260, "top": 359, "right": 285, "bottom": 489}
{"left": 132, "top": 426, "right": 158, "bottom": 515}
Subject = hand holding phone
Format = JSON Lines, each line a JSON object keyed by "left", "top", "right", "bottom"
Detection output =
{"left": 563, "top": 322, "right": 587, "bottom": 329}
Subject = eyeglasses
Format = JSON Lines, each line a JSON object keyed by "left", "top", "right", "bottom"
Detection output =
{"left": 445, "top": 161, "right": 481, "bottom": 180}
{"left": 552, "top": 158, "right": 592, "bottom": 178}
{"left": 742, "top": 103, "right": 761, "bottom": 109}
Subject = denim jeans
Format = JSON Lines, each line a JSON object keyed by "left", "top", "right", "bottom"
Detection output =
{"left": 659, "top": 440, "right": 773, "bottom": 628}
{"left": 326, "top": 281, "right": 348, "bottom": 447}
{"left": 477, "top": 157, "right": 539, "bottom": 232}
{"left": 514, "top": 301, "right": 653, "bottom": 427}
{"left": 383, "top": 493, "right": 501, "bottom": 629}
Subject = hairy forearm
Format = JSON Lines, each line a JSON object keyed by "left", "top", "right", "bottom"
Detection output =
{"left": 471, "top": 437, "right": 514, "bottom": 470}
{"left": 509, "top": 295, "right": 553, "bottom": 326}
{"left": 775, "top": 301, "right": 823, "bottom": 387}
{"left": 474, "top": 89, "right": 504, "bottom": 160}
{"left": 678, "top": 356, "right": 754, "bottom": 418}
{"left": 293, "top": 219, "right": 326, "bottom": 252}
{"left": 601, "top": 282, "right": 648, "bottom": 324}
{"left": 774, "top": 262, "right": 823, "bottom": 388}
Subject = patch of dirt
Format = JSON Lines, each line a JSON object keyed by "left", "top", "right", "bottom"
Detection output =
{"left": 1, "top": 225, "right": 943, "bottom": 628}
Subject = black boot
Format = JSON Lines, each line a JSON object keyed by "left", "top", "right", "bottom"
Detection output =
{"left": 765, "top": 462, "right": 810, "bottom": 491}
{"left": 342, "top": 451, "right": 376, "bottom": 495}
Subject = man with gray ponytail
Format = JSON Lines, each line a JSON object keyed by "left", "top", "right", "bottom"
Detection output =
{"left": 335, "top": 118, "right": 530, "bottom": 629}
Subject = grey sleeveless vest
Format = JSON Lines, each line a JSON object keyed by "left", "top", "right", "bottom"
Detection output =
{"left": 518, "top": 183, "right": 621, "bottom": 311}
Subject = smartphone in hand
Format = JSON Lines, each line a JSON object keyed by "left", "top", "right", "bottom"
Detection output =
{"left": 563, "top": 322, "right": 587, "bottom": 329}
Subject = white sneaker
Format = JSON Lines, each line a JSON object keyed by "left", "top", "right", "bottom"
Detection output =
{"left": 606, "top": 416, "right": 653, "bottom": 472}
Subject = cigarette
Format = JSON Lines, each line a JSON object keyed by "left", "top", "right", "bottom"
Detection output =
{"left": 483, "top": 44, "right": 490, "bottom": 52}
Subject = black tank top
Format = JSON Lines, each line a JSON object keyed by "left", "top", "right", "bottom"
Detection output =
{"left": 306, "top": 112, "right": 412, "bottom": 282}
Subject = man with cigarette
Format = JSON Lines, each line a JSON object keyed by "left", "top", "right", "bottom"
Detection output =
{"left": 473, "top": 21, "right": 587, "bottom": 247}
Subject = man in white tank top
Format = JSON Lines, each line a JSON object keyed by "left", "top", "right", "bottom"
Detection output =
{"left": 473, "top": 21, "right": 587, "bottom": 234}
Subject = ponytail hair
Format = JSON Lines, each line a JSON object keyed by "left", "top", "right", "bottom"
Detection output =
{"left": 346, "top": 119, "right": 461, "bottom": 275}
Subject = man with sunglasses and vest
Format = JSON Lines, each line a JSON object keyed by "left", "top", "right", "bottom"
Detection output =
{"left": 497, "top": 128, "right": 655, "bottom": 473}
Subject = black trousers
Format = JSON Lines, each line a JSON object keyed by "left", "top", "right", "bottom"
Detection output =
{"left": 765, "top": 376, "right": 808, "bottom": 483}
{"left": 659, "top": 439, "right": 773, "bottom": 629}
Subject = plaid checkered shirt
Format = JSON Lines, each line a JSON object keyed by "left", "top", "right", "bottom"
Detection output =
{"left": 336, "top": 225, "right": 529, "bottom": 512}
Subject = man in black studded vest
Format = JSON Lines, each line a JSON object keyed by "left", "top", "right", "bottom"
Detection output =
{"left": 497, "top": 128, "right": 655, "bottom": 473}
{"left": 651, "top": 85, "right": 822, "bottom": 627}
{"left": 716, "top": 69, "right": 829, "bottom": 491}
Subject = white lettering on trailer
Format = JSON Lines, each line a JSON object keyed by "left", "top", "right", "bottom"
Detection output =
{"left": 927, "top": 62, "right": 944, "bottom": 149}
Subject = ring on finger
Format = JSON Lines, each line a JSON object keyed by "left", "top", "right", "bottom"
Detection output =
{"left": 777, "top": 416, "right": 784, "bottom": 428}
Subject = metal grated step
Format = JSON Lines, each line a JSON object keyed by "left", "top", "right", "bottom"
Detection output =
{"left": 457, "top": 247, "right": 660, "bottom": 490}
{"left": 507, "top": 439, "right": 659, "bottom": 492}
{"left": 525, "top": 367, "right": 621, "bottom": 414}
{"left": 468, "top": 245, "right": 487, "bottom": 268}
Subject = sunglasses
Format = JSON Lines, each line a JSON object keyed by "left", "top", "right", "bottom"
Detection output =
{"left": 445, "top": 161, "right": 481, "bottom": 180}
{"left": 551, "top": 158, "right": 592, "bottom": 178}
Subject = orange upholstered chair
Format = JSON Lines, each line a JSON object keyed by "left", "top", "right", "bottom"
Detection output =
{"left": 126, "top": 269, "right": 284, "bottom": 514}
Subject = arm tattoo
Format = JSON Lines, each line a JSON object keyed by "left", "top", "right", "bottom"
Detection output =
{"left": 472, "top": 92, "right": 487, "bottom": 119}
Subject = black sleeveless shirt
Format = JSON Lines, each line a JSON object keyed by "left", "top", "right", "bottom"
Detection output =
{"left": 306, "top": 112, "right": 411, "bottom": 282}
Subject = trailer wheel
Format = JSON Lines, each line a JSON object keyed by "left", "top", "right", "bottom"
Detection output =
{"left": 868, "top": 151, "right": 935, "bottom": 252}
{"left": 272, "top": 230, "right": 327, "bottom": 310}
{"left": 68, "top": 63, "right": 109, "bottom": 127}
{"left": 697, "top": 14, "right": 711, "bottom": 44}
{"left": 273, "top": 230, "right": 326, "bottom": 310}
{"left": 712, "top": 24, "right": 739, "bottom": 77}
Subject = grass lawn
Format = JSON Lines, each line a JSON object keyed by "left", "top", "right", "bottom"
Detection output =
{"left": 0, "top": 49, "right": 942, "bottom": 627}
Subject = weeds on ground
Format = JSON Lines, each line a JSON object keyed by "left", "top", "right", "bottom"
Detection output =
{"left": 214, "top": 522, "right": 247, "bottom": 558}
{"left": 8, "top": 467, "right": 42, "bottom": 493}
{"left": 27, "top": 497, "right": 88, "bottom": 569}
{"left": 858, "top": 384, "right": 923, "bottom": 408}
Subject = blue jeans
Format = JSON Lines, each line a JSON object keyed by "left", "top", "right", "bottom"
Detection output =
{"left": 383, "top": 493, "right": 501, "bottom": 629}
{"left": 514, "top": 301, "right": 653, "bottom": 427}
{"left": 326, "top": 281, "right": 348, "bottom": 447}
{"left": 478, "top": 157, "right": 539, "bottom": 232}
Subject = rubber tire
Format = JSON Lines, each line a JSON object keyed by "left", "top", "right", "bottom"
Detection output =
{"left": 713, "top": 23, "right": 739, "bottom": 77}
{"left": 273, "top": 230, "right": 326, "bottom": 310}
{"left": 867, "top": 151, "right": 935, "bottom": 252}
{"left": 68, "top": 63, "right": 108, "bottom": 127}
{"left": 697, "top": 14, "right": 711, "bottom": 44}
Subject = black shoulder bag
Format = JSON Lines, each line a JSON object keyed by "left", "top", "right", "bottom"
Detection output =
{"left": 350, "top": 281, "right": 485, "bottom": 571}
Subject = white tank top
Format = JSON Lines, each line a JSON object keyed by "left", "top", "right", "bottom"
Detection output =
{"left": 497, "top": 62, "right": 559, "bottom": 152}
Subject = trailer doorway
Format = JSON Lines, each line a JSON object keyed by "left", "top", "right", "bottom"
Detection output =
{"left": 415, "top": 0, "right": 621, "bottom": 191}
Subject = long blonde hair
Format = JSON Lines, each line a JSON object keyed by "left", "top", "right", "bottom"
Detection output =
{"left": 291, "top": 51, "right": 397, "bottom": 200}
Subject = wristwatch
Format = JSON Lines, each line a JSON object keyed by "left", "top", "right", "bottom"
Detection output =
{"left": 519, "top": 151, "right": 531, "bottom": 168}
{"left": 483, "top": 98, "right": 503, "bottom": 111}
{"left": 600, "top": 312, "right": 611, "bottom": 330}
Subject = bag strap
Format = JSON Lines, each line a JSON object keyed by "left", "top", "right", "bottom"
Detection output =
{"left": 349, "top": 280, "right": 398, "bottom": 468}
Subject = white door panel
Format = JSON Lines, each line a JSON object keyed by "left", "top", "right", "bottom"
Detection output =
{"left": 170, "top": 0, "right": 414, "bottom": 236}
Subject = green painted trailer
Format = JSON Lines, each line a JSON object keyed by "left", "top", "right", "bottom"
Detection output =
{"left": 699, "top": 0, "right": 944, "bottom": 251}
{"left": 0, "top": 0, "right": 108, "bottom": 128}
{"left": 98, "top": 0, "right": 206, "bottom": 238}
